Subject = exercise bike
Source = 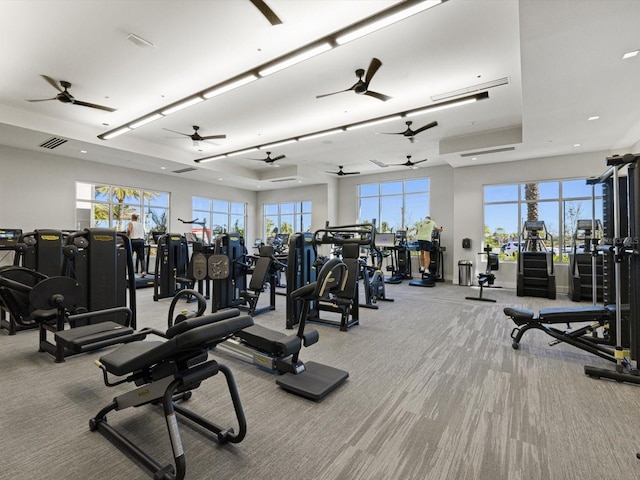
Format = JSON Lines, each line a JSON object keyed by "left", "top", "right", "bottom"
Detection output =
{"left": 465, "top": 245, "right": 500, "bottom": 302}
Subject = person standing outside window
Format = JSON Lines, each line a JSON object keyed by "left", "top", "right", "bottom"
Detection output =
{"left": 416, "top": 215, "right": 443, "bottom": 274}
{"left": 126, "top": 213, "right": 146, "bottom": 277}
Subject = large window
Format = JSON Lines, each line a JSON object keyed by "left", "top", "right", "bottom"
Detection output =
{"left": 75, "top": 182, "right": 169, "bottom": 240}
{"left": 357, "top": 178, "right": 429, "bottom": 235}
{"left": 263, "top": 201, "right": 312, "bottom": 241}
{"left": 192, "top": 197, "right": 246, "bottom": 242}
{"left": 484, "top": 178, "right": 603, "bottom": 261}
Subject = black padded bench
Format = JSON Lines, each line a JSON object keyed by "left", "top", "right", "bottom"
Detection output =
{"left": 505, "top": 305, "right": 613, "bottom": 326}
{"left": 504, "top": 304, "right": 620, "bottom": 362}
{"left": 90, "top": 310, "right": 253, "bottom": 480}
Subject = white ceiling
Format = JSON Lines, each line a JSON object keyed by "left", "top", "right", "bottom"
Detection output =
{"left": 1, "top": 0, "right": 639, "bottom": 190}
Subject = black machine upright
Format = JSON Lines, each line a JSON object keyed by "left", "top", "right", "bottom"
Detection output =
{"left": 568, "top": 218, "right": 603, "bottom": 302}
{"left": 153, "top": 233, "right": 192, "bottom": 301}
{"left": 383, "top": 230, "right": 412, "bottom": 284}
{"left": 516, "top": 220, "right": 556, "bottom": 299}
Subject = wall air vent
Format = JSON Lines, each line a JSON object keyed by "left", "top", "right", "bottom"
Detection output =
{"left": 431, "top": 77, "right": 509, "bottom": 102}
{"left": 270, "top": 177, "right": 297, "bottom": 183}
{"left": 172, "top": 167, "right": 197, "bottom": 174}
{"left": 460, "top": 146, "right": 515, "bottom": 157}
{"left": 39, "top": 137, "right": 68, "bottom": 149}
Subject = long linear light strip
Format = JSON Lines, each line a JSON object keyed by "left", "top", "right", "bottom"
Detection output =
{"left": 336, "top": 0, "right": 444, "bottom": 45}
{"left": 98, "top": 0, "right": 447, "bottom": 141}
{"left": 259, "top": 43, "right": 332, "bottom": 77}
{"left": 195, "top": 91, "right": 487, "bottom": 163}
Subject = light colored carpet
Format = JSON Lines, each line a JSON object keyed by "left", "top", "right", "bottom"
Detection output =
{"left": 1, "top": 280, "right": 639, "bottom": 480}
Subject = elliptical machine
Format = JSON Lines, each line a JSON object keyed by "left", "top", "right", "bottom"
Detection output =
{"left": 409, "top": 230, "right": 445, "bottom": 287}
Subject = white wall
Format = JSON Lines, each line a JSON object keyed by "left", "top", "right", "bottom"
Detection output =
{"left": 0, "top": 145, "right": 258, "bottom": 239}
{"left": 1, "top": 142, "right": 635, "bottom": 290}
{"left": 337, "top": 164, "right": 455, "bottom": 279}
{"left": 256, "top": 182, "right": 332, "bottom": 233}
{"left": 452, "top": 150, "right": 616, "bottom": 289}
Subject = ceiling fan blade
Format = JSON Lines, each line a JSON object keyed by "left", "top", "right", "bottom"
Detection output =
{"left": 316, "top": 85, "right": 355, "bottom": 99}
{"left": 364, "top": 90, "right": 391, "bottom": 102}
{"left": 249, "top": 0, "right": 283, "bottom": 25}
{"left": 200, "top": 134, "right": 227, "bottom": 140}
{"left": 271, "top": 154, "right": 286, "bottom": 161}
{"left": 162, "top": 128, "right": 191, "bottom": 137}
{"left": 41, "top": 74, "right": 64, "bottom": 93}
{"left": 27, "top": 97, "right": 57, "bottom": 102}
{"left": 364, "top": 58, "right": 382, "bottom": 85}
{"left": 412, "top": 121, "right": 438, "bottom": 135}
{"left": 411, "top": 159, "right": 428, "bottom": 165}
{"left": 369, "top": 159, "right": 388, "bottom": 168}
{"left": 344, "top": 171, "right": 360, "bottom": 175}
{"left": 72, "top": 99, "right": 117, "bottom": 112}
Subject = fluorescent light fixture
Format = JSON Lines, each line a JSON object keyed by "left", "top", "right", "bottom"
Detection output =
{"left": 228, "top": 147, "right": 259, "bottom": 157}
{"left": 203, "top": 74, "right": 259, "bottom": 99}
{"left": 259, "top": 43, "right": 332, "bottom": 76}
{"left": 299, "top": 129, "right": 344, "bottom": 141}
{"left": 588, "top": 115, "right": 600, "bottom": 121}
{"left": 623, "top": 50, "right": 639, "bottom": 59}
{"left": 260, "top": 139, "right": 298, "bottom": 149}
{"left": 161, "top": 96, "right": 204, "bottom": 115}
{"left": 101, "top": 126, "right": 132, "bottom": 140}
{"left": 197, "top": 155, "right": 227, "bottom": 164}
{"left": 127, "top": 33, "right": 155, "bottom": 48}
{"left": 346, "top": 115, "right": 401, "bottom": 131}
{"left": 336, "top": 0, "right": 443, "bottom": 45}
{"left": 406, "top": 96, "right": 478, "bottom": 117}
{"left": 129, "top": 113, "right": 164, "bottom": 129}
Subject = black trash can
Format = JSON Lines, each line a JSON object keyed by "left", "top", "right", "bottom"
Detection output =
{"left": 458, "top": 260, "right": 473, "bottom": 286}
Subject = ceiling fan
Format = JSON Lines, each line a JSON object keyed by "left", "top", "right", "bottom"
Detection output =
{"left": 327, "top": 165, "right": 360, "bottom": 176}
{"left": 395, "top": 155, "right": 428, "bottom": 169}
{"left": 162, "top": 125, "right": 226, "bottom": 146}
{"left": 316, "top": 58, "right": 391, "bottom": 102}
{"left": 370, "top": 155, "right": 428, "bottom": 169}
{"left": 249, "top": 0, "right": 283, "bottom": 25}
{"left": 249, "top": 151, "right": 285, "bottom": 166}
{"left": 26, "top": 74, "right": 116, "bottom": 112}
{"left": 379, "top": 120, "right": 438, "bottom": 143}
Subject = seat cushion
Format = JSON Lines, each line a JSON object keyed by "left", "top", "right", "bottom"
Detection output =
{"left": 538, "top": 306, "right": 609, "bottom": 324}
{"left": 237, "top": 324, "right": 286, "bottom": 354}
{"left": 55, "top": 321, "right": 134, "bottom": 347}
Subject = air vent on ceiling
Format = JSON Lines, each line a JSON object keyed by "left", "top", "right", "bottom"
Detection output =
{"left": 270, "top": 177, "right": 297, "bottom": 183}
{"left": 172, "top": 167, "right": 197, "bottom": 174}
{"left": 431, "top": 77, "right": 509, "bottom": 102}
{"left": 39, "top": 137, "right": 68, "bottom": 149}
{"left": 460, "top": 146, "right": 515, "bottom": 157}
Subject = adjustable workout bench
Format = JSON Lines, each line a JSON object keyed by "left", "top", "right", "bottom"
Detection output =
{"left": 504, "top": 305, "right": 619, "bottom": 362}
{"left": 90, "top": 309, "right": 253, "bottom": 480}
